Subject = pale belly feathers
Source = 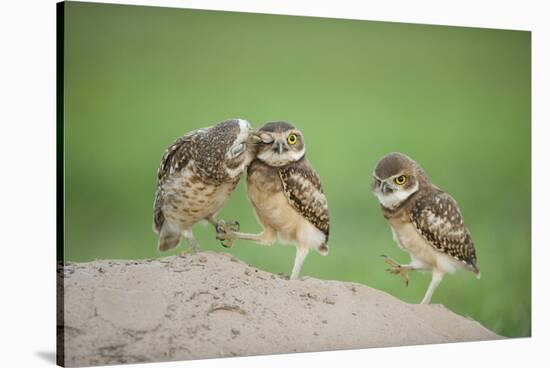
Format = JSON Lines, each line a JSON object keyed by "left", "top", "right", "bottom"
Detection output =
{"left": 247, "top": 179, "right": 326, "bottom": 250}
{"left": 389, "top": 220, "right": 463, "bottom": 274}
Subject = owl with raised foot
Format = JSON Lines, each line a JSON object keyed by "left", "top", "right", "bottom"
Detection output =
{"left": 217, "top": 121, "right": 330, "bottom": 280}
{"left": 372, "top": 152, "right": 479, "bottom": 304}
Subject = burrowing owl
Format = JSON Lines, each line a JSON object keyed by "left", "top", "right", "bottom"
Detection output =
{"left": 372, "top": 152, "right": 479, "bottom": 304}
{"left": 153, "top": 119, "right": 257, "bottom": 252}
{"left": 217, "top": 121, "right": 330, "bottom": 280}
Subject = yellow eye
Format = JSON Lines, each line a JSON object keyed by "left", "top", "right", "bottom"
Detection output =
{"left": 287, "top": 133, "right": 298, "bottom": 145}
{"left": 394, "top": 175, "right": 407, "bottom": 185}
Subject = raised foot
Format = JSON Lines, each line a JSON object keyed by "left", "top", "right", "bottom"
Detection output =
{"left": 381, "top": 255, "right": 411, "bottom": 286}
{"left": 215, "top": 220, "right": 240, "bottom": 248}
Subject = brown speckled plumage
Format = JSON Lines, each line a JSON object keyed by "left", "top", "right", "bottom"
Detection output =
{"left": 279, "top": 158, "right": 330, "bottom": 239}
{"left": 373, "top": 152, "right": 479, "bottom": 304}
{"left": 409, "top": 191, "right": 478, "bottom": 272}
{"left": 376, "top": 153, "right": 478, "bottom": 274}
{"left": 217, "top": 121, "right": 330, "bottom": 279}
{"left": 153, "top": 119, "right": 254, "bottom": 251}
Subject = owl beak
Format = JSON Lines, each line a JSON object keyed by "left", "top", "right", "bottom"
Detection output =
{"left": 277, "top": 142, "right": 284, "bottom": 155}
{"left": 381, "top": 182, "right": 394, "bottom": 194}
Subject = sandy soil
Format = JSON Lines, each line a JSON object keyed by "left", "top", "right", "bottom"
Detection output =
{"left": 57, "top": 251, "right": 500, "bottom": 366}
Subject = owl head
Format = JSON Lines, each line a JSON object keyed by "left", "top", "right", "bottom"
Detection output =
{"left": 252, "top": 121, "right": 306, "bottom": 167}
{"left": 197, "top": 119, "right": 257, "bottom": 180}
{"left": 372, "top": 152, "right": 428, "bottom": 210}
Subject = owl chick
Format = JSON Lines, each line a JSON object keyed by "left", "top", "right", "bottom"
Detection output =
{"left": 216, "top": 121, "right": 330, "bottom": 280}
{"left": 372, "top": 152, "right": 479, "bottom": 304}
{"left": 153, "top": 119, "right": 257, "bottom": 252}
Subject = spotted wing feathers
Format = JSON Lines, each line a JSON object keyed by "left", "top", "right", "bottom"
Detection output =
{"left": 410, "top": 191, "right": 479, "bottom": 274}
{"left": 279, "top": 161, "right": 330, "bottom": 240}
{"left": 153, "top": 135, "right": 193, "bottom": 233}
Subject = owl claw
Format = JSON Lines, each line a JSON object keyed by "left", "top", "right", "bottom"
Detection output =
{"left": 217, "top": 232, "right": 235, "bottom": 248}
{"left": 215, "top": 220, "right": 240, "bottom": 234}
{"left": 220, "top": 239, "right": 234, "bottom": 248}
{"left": 382, "top": 255, "right": 410, "bottom": 286}
{"left": 215, "top": 220, "right": 238, "bottom": 248}
{"left": 225, "top": 220, "right": 240, "bottom": 232}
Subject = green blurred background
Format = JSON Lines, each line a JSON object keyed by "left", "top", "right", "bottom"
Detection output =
{"left": 63, "top": 2, "right": 531, "bottom": 338}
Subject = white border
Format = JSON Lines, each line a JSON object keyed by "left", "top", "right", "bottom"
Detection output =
{"left": 0, "top": 1, "right": 547, "bottom": 367}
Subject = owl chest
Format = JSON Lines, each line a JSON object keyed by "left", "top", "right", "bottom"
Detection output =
{"left": 247, "top": 171, "right": 301, "bottom": 234}
{"left": 163, "top": 171, "right": 237, "bottom": 223}
{"left": 388, "top": 216, "right": 438, "bottom": 266}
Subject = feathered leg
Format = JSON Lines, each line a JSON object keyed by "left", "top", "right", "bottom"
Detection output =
{"left": 290, "top": 246, "right": 310, "bottom": 280}
{"left": 181, "top": 229, "right": 199, "bottom": 253}
{"left": 421, "top": 271, "right": 444, "bottom": 304}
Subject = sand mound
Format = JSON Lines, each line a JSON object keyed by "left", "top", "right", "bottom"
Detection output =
{"left": 57, "top": 251, "right": 500, "bottom": 366}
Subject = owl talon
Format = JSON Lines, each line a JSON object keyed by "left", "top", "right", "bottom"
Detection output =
{"left": 215, "top": 220, "right": 239, "bottom": 233}
{"left": 381, "top": 255, "right": 400, "bottom": 268}
{"left": 385, "top": 267, "right": 410, "bottom": 286}
{"left": 218, "top": 232, "right": 235, "bottom": 248}
{"left": 221, "top": 239, "right": 234, "bottom": 248}
{"left": 215, "top": 222, "right": 236, "bottom": 248}
{"left": 382, "top": 256, "right": 410, "bottom": 286}
{"left": 215, "top": 220, "right": 226, "bottom": 235}
{"left": 225, "top": 220, "right": 240, "bottom": 232}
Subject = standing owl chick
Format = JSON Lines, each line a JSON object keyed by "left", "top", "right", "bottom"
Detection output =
{"left": 372, "top": 152, "right": 479, "bottom": 304}
{"left": 153, "top": 119, "right": 256, "bottom": 252}
{"left": 217, "top": 121, "right": 330, "bottom": 280}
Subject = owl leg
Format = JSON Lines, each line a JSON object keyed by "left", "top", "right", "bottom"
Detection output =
{"left": 421, "top": 271, "right": 444, "bottom": 304}
{"left": 181, "top": 229, "right": 200, "bottom": 253}
{"left": 216, "top": 225, "right": 276, "bottom": 248}
{"left": 290, "top": 246, "right": 309, "bottom": 280}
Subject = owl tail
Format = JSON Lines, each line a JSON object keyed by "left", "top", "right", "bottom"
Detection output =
{"left": 158, "top": 224, "right": 182, "bottom": 252}
{"left": 472, "top": 264, "right": 481, "bottom": 279}
{"left": 158, "top": 235, "right": 181, "bottom": 252}
{"left": 317, "top": 243, "right": 329, "bottom": 256}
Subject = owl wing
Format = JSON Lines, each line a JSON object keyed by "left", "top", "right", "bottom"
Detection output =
{"left": 153, "top": 135, "right": 193, "bottom": 233}
{"left": 409, "top": 190, "right": 479, "bottom": 274}
{"left": 279, "top": 160, "right": 330, "bottom": 241}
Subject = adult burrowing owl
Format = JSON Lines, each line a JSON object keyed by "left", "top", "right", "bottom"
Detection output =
{"left": 153, "top": 119, "right": 257, "bottom": 252}
{"left": 217, "top": 121, "right": 330, "bottom": 280}
{"left": 372, "top": 152, "right": 479, "bottom": 304}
